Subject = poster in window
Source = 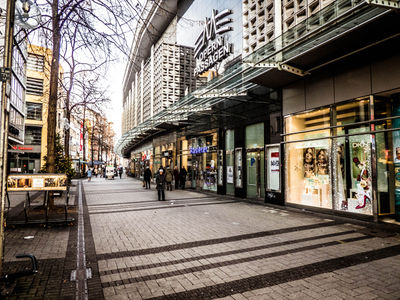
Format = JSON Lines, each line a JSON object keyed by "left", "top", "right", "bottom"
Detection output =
{"left": 316, "top": 148, "right": 329, "bottom": 175}
{"left": 350, "top": 140, "right": 372, "bottom": 213}
{"left": 303, "top": 147, "right": 315, "bottom": 178}
{"left": 227, "top": 166, "right": 233, "bottom": 183}
{"left": 235, "top": 148, "right": 243, "bottom": 188}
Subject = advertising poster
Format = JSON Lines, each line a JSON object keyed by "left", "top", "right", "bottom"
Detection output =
{"left": 227, "top": 166, "right": 234, "bottom": 183}
{"left": 267, "top": 146, "right": 280, "bottom": 191}
{"left": 235, "top": 148, "right": 243, "bottom": 188}
{"left": 303, "top": 147, "right": 315, "bottom": 178}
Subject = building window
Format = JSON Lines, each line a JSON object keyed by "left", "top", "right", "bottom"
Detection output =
{"left": 26, "top": 102, "right": 42, "bottom": 120}
{"left": 24, "top": 126, "right": 42, "bottom": 145}
{"left": 26, "top": 77, "right": 44, "bottom": 96}
{"left": 27, "top": 53, "right": 44, "bottom": 72}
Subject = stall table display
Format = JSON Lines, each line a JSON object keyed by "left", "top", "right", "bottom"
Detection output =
{"left": 6, "top": 174, "right": 73, "bottom": 225}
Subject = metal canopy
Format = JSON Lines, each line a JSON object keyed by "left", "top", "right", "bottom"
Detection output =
{"left": 115, "top": 0, "right": 391, "bottom": 157}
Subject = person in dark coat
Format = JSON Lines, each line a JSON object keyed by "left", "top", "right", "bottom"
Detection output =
{"left": 165, "top": 166, "right": 173, "bottom": 191}
{"left": 173, "top": 166, "right": 179, "bottom": 189}
{"left": 180, "top": 166, "right": 187, "bottom": 189}
{"left": 118, "top": 167, "right": 123, "bottom": 179}
{"left": 156, "top": 168, "right": 166, "bottom": 201}
{"left": 143, "top": 167, "right": 152, "bottom": 189}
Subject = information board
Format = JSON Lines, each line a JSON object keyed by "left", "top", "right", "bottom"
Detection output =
{"left": 7, "top": 174, "right": 68, "bottom": 191}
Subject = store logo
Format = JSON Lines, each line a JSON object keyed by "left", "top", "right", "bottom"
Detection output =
{"left": 190, "top": 146, "right": 208, "bottom": 154}
{"left": 194, "top": 9, "right": 233, "bottom": 76}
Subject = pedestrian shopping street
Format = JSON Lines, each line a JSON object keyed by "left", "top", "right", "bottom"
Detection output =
{"left": 2, "top": 175, "right": 400, "bottom": 299}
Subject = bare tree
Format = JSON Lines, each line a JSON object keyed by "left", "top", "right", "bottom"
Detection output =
{"left": 31, "top": 0, "right": 140, "bottom": 173}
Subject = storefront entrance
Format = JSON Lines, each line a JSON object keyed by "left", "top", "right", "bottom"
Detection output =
{"left": 246, "top": 149, "right": 265, "bottom": 199}
{"left": 245, "top": 123, "right": 265, "bottom": 200}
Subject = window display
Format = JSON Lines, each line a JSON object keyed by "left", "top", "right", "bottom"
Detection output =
{"left": 285, "top": 108, "right": 332, "bottom": 209}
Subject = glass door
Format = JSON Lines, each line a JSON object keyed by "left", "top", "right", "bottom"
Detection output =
{"left": 246, "top": 150, "right": 264, "bottom": 199}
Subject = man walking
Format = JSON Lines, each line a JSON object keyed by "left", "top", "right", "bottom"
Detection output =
{"left": 165, "top": 166, "right": 173, "bottom": 191}
{"left": 156, "top": 168, "right": 166, "bottom": 201}
{"left": 173, "top": 166, "right": 179, "bottom": 189}
{"left": 118, "top": 167, "right": 123, "bottom": 179}
{"left": 144, "top": 166, "right": 152, "bottom": 189}
{"left": 180, "top": 166, "right": 187, "bottom": 189}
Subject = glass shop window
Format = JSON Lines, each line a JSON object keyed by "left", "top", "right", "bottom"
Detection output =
{"left": 285, "top": 108, "right": 332, "bottom": 209}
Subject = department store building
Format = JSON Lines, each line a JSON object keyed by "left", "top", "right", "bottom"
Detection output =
{"left": 117, "top": 0, "right": 400, "bottom": 223}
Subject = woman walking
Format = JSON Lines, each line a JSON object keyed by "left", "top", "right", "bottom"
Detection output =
{"left": 87, "top": 168, "right": 92, "bottom": 182}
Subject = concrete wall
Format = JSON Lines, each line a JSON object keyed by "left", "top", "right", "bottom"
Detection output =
{"left": 283, "top": 53, "right": 400, "bottom": 116}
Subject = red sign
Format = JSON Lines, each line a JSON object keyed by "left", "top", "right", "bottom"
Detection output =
{"left": 271, "top": 152, "right": 279, "bottom": 158}
{"left": 12, "top": 146, "right": 33, "bottom": 151}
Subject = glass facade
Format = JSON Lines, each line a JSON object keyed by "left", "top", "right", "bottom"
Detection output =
{"left": 189, "top": 133, "right": 218, "bottom": 192}
{"left": 285, "top": 96, "right": 400, "bottom": 218}
{"left": 176, "top": 0, "right": 243, "bottom": 74}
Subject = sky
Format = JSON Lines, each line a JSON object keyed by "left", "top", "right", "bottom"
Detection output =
{"left": 105, "top": 61, "right": 125, "bottom": 141}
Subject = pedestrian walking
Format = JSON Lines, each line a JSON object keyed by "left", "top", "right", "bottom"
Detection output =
{"left": 118, "top": 167, "right": 123, "bottom": 179}
{"left": 87, "top": 168, "right": 92, "bottom": 182}
{"left": 144, "top": 166, "right": 152, "bottom": 189}
{"left": 173, "top": 166, "right": 179, "bottom": 189}
{"left": 156, "top": 168, "right": 166, "bottom": 201}
{"left": 165, "top": 166, "right": 173, "bottom": 191}
{"left": 180, "top": 166, "right": 187, "bottom": 189}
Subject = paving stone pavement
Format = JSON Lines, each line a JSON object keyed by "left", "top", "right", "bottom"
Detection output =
{"left": 1, "top": 175, "right": 400, "bottom": 299}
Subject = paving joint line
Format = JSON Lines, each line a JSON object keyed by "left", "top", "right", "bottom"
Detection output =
{"left": 96, "top": 221, "right": 341, "bottom": 261}
{"left": 100, "top": 235, "right": 372, "bottom": 288}
{"left": 146, "top": 244, "right": 400, "bottom": 299}
{"left": 99, "top": 229, "right": 359, "bottom": 275}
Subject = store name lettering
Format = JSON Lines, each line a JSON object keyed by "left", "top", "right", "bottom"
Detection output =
{"left": 190, "top": 146, "right": 208, "bottom": 154}
{"left": 194, "top": 9, "right": 233, "bottom": 76}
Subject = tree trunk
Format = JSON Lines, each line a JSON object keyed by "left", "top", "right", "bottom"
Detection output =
{"left": 46, "top": 0, "right": 61, "bottom": 208}
{"left": 64, "top": 110, "right": 71, "bottom": 159}
{"left": 47, "top": 0, "right": 61, "bottom": 175}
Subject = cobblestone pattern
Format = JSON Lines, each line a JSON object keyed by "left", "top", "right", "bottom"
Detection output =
{"left": 82, "top": 177, "right": 400, "bottom": 299}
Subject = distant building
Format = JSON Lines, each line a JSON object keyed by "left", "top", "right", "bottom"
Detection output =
{"left": 8, "top": 45, "right": 64, "bottom": 173}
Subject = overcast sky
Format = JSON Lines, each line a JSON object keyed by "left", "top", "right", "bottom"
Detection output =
{"left": 105, "top": 61, "right": 125, "bottom": 141}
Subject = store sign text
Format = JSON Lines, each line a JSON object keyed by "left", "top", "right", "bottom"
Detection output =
{"left": 194, "top": 9, "right": 233, "bottom": 76}
{"left": 190, "top": 146, "right": 208, "bottom": 154}
{"left": 12, "top": 146, "right": 33, "bottom": 151}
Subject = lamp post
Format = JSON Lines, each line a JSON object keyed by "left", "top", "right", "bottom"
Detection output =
{"left": 0, "top": 0, "right": 16, "bottom": 276}
{"left": 0, "top": 0, "right": 40, "bottom": 275}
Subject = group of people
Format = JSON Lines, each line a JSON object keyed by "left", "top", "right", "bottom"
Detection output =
{"left": 143, "top": 166, "right": 188, "bottom": 201}
{"left": 87, "top": 166, "right": 124, "bottom": 181}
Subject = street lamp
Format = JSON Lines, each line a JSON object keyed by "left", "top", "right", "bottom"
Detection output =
{"left": 0, "top": 0, "right": 41, "bottom": 276}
